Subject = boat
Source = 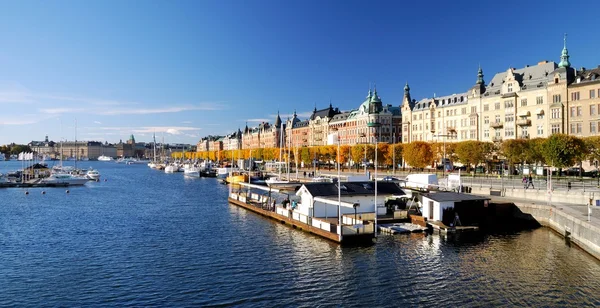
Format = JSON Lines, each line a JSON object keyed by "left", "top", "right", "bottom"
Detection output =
{"left": 225, "top": 171, "right": 249, "bottom": 184}
{"left": 164, "top": 164, "right": 179, "bottom": 173}
{"left": 86, "top": 169, "right": 101, "bottom": 180}
{"left": 98, "top": 155, "right": 114, "bottom": 162}
{"left": 183, "top": 164, "right": 201, "bottom": 177}
{"left": 217, "top": 167, "right": 237, "bottom": 179}
{"left": 41, "top": 173, "right": 90, "bottom": 186}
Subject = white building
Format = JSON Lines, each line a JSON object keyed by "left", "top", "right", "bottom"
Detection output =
{"left": 421, "top": 192, "right": 489, "bottom": 225}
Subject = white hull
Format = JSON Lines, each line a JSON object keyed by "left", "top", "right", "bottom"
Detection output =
{"left": 165, "top": 165, "right": 178, "bottom": 173}
{"left": 98, "top": 155, "right": 114, "bottom": 162}
{"left": 42, "top": 174, "right": 90, "bottom": 186}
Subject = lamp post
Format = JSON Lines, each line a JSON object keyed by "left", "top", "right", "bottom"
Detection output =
{"left": 433, "top": 133, "right": 453, "bottom": 180}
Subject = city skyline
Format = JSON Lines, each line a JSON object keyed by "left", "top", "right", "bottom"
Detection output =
{"left": 1, "top": 0, "right": 600, "bottom": 145}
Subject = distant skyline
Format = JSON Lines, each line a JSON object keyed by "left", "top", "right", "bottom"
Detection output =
{"left": 1, "top": 0, "right": 599, "bottom": 145}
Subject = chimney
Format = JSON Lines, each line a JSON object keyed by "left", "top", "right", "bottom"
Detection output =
{"left": 538, "top": 60, "right": 549, "bottom": 65}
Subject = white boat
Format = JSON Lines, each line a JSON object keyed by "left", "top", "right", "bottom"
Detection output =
{"left": 164, "top": 164, "right": 179, "bottom": 173}
{"left": 86, "top": 169, "right": 101, "bottom": 180}
{"left": 265, "top": 176, "right": 290, "bottom": 186}
{"left": 98, "top": 155, "right": 114, "bottom": 161}
{"left": 183, "top": 164, "right": 201, "bottom": 177}
{"left": 217, "top": 167, "right": 238, "bottom": 178}
{"left": 312, "top": 176, "right": 333, "bottom": 183}
{"left": 42, "top": 173, "right": 90, "bottom": 186}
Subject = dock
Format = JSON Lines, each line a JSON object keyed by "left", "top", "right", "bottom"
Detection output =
{"left": 0, "top": 182, "right": 70, "bottom": 188}
{"left": 379, "top": 223, "right": 428, "bottom": 235}
{"left": 427, "top": 221, "right": 479, "bottom": 234}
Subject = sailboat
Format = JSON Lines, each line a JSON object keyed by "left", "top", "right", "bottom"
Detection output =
{"left": 266, "top": 119, "right": 300, "bottom": 190}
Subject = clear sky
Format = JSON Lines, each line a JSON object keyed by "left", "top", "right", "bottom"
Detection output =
{"left": 1, "top": 0, "right": 599, "bottom": 145}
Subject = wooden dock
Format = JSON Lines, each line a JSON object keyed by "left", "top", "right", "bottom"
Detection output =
{"left": 427, "top": 221, "right": 479, "bottom": 234}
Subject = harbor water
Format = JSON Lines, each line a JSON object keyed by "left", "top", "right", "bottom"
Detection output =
{"left": 1, "top": 161, "right": 599, "bottom": 307}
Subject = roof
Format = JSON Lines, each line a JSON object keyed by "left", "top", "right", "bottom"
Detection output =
{"left": 423, "top": 192, "right": 490, "bottom": 203}
{"left": 573, "top": 66, "right": 600, "bottom": 85}
{"left": 485, "top": 61, "right": 558, "bottom": 96}
{"left": 302, "top": 181, "right": 405, "bottom": 197}
{"left": 311, "top": 104, "right": 340, "bottom": 120}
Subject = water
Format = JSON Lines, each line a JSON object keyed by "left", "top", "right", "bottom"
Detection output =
{"left": 1, "top": 161, "right": 599, "bottom": 307}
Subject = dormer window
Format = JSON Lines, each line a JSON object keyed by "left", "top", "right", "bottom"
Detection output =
{"left": 592, "top": 74, "right": 597, "bottom": 81}
{"left": 507, "top": 83, "right": 513, "bottom": 93}
{"left": 554, "top": 77, "right": 559, "bottom": 84}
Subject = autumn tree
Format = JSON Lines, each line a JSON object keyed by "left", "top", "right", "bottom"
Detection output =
{"left": 351, "top": 144, "right": 366, "bottom": 165}
{"left": 454, "top": 141, "right": 493, "bottom": 172}
{"left": 300, "top": 147, "right": 311, "bottom": 166}
{"left": 378, "top": 143, "right": 391, "bottom": 167}
{"left": 403, "top": 141, "right": 433, "bottom": 169}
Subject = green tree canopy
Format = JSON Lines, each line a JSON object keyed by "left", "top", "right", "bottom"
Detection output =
{"left": 455, "top": 141, "right": 493, "bottom": 171}
{"left": 541, "top": 134, "right": 587, "bottom": 169}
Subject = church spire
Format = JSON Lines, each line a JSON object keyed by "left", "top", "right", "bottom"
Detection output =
{"left": 559, "top": 33, "right": 571, "bottom": 68}
{"left": 476, "top": 64, "right": 484, "bottom": 85}
{"left": 402, "top": 82, "right": 412, "bottom": 108}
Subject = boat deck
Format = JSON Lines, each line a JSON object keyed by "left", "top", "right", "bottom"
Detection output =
{"left": 427, "top": 221, "right": 479, "bottom": 234}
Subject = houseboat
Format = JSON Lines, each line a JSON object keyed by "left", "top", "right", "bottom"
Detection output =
{"left": 228, "top": 181, "right": 406, "bottom": 243}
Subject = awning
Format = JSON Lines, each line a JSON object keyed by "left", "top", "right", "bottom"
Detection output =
{"left": 535, "top": 108, "right": 544, "bottom": 115}
{"left": 517, "top": 110, "right": 530, "bottom": 117}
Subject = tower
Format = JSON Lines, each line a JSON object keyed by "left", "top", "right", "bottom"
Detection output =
{"left": 558, "top": 33, "right": 571, "bottom": 68}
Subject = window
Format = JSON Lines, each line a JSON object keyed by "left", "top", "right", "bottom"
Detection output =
{"left": 470, "top": 130, "right": 476, "bottom": 139}
{"left": 551, "top": 108, "right": 561, "bottom": 119}
{"left": 551, "top": 124, "right": 560, "bottom": 134}
{"left": 591, "top": 122, "right": 597, "bottom": 134}
{"left": 577, "top": 106, "right": 582, "bottom": 117}
{"left": 591, "top": 89, "right": 596, "bottom": 99}
{"left": 577, "top": 123, "right": 582, "bottom": 134}
{"left": 504, "top": 128, "right": 515, "bottom": 137}
{"left": 462, "top": 107, "right": 467, "bottom": 115}
{"left": 537, "top": 114, "right": 545, "bottom": 120}
{"left": 504, "top": 100, "right": 514, "bottom": 108}
{"left": 470, "top": 117, "right": 476, "bottom": 126}
{"left": 537, "top": 125, "right": 544, "bottom": 135}
{"left": 484, "top": 116, "right": 489, "bottom": 124}
{"left": 484, "top": 129, "right": 489, "bottom": 138}
{"left": 483, "top": 104, "right": 489, "bottom": 111}
{"left": 507, "top": 83, "right": 513, "bottom": 93}
{"left": 553, "top": 94, "right": 561, "bottom": 103}
{"left": 495, "top": 102, "right": 500, "bottom": 110}
{"left": 505, "top": 114, "right": 514, "bottom": 122}
{"left": 571, "top": 91, "right": 580, "bottom": 101}
{"left": 521, "top": 99, "right": 528, "bottom": 107}
{"left": 471, "top": 106, "right": 477, "bottom": 113}
{"left": 571, "top": 107, "right": 576, "bottom": 117}
{"left": 521, "top": 127, "right": 528, "bottom": 137}
{"left": 425, "top": 113, "right": 429, "bottom": 119}
{"left": 591, "top": 105, "right": 597, "bottom": 116}
{"left": 536, "top": 96, "right": 544, "bottom": 105}
{"left": 419, "top": 114, "right": 422, "bottom": 120}
{"left": 570, "top": 124, "right": 576, "bottom": 134}
{"left": 495, "top": 115, "right": 501, "bottom": 123}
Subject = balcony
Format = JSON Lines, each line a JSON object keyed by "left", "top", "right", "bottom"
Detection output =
{"left": 492, "top": 136, "right": 503, "bottom": 142}
{"left": 490, "top": 122, "right": 504, "bottom": 129}
{"left": 516, "top": 119, "right": 531, "bottom": 126}
{"left": 359, "top": 133, "right": 366, "bottom": 137}
{"left": 367, "top": 122, "right": 381, "bottom": 127}
{"left": 519, "top": 134, "right": 530, "bottom": 139}
{"left": 447, "top": 126, "right": 457, "bottom": 133}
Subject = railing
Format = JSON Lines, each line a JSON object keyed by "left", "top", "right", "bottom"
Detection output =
{"left": 490, "top": 122, "right": 504, "bottom": 128}
{"left": 516, "top": 119, "right": 531, "bottom": 126}
{"left": 519, "top": 135, "right": 530, "bottom": 139}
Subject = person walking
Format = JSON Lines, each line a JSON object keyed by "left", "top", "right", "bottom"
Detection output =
{"left": 527, "top": 174, "right": 534, "bottom": 189}
{"left": 522, "top": 175, "right": 527, "bottom": 189}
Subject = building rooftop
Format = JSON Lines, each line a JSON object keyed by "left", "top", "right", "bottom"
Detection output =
{"left": 302, "top": 181, "right": 405, "bottom": 197}
{"left": 423, "top": 191, "right": 490, "bottom": 203}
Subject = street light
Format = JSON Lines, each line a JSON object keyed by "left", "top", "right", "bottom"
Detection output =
{"left": 433, "top": 133, "right": 455, "bottom": 179}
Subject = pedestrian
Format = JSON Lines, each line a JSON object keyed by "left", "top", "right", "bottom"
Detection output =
{"left": 303, "top": 171, "right": 306, "bottom": 178}
{"left": 522, "top": 175, "right": 527, "bottom": 189}
{"left": 527, "top": 174, "right": 534, "bottom": 189}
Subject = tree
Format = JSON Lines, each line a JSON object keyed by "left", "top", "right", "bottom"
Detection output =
{"left": 455, "top": 141, "right": 492, "bottom": 172}
{"left": 378, "top": 143, "right": 391, "bottom": 167}
{"left": 541, "top": 134, "right": 587, "bottom": 169}
{"left": 300, "top": 147, "right": 311, "bottom": 166}
{"left": 584, "top": 136, "right": 600, "bottom": 164}
{"left": 392, "top": 143, "right": 403, "bottom": 168}
{"left": 501, "top": 139, "right": 528, "bottom": 173}
{"left": 351, "top": 144, "right": 366, "bottom": 166}
{"left": 403, "top": 141, "right": 433, "bottom": 169}
{"left": 339, "top": 145, "right": 351, "bottom": 166}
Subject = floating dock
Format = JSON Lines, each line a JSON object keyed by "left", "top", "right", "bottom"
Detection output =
{"left": 427, "top": 221, "right": 479, "bottom": 234}
{"left": 0, "top": 182, "right": 70, "bottom": 188}
{"left": 379, "top": 223, "right": 428, "bottom": 235}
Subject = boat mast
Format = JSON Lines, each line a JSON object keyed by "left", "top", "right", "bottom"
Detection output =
{"left": 153, "top": 132, "right": 157, "bottom": 163}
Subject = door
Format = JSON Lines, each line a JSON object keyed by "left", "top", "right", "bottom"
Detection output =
{"left": 429, "top": 201, "right": 434, "bottom": 220}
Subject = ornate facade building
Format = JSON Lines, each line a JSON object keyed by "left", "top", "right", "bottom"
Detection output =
{"left": 198, "top": 35, "right": 599, "bottom": 152}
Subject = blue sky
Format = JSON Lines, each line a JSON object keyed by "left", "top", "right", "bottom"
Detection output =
{"left": 1, "top": 0, "right": 599, "bottom": 145}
